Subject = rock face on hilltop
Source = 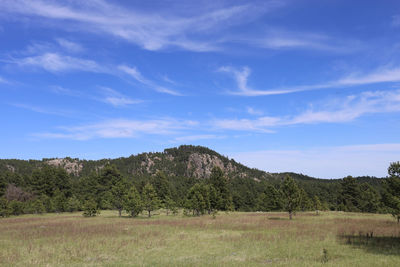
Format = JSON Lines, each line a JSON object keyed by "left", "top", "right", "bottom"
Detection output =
{"left": 46, "top": 158, "right": 83, "bottom": 176}
{"left": 0, "top": 145, "right": 271, "bottom": 181}
{"left": 186, "top": 153, "right": 237, "bottom": 178}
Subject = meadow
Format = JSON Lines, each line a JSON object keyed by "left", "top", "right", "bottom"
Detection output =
{"left": 0, "top": 211, "right": 399, "bottom": 266}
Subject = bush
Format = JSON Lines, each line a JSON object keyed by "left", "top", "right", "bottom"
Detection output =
{"left": 82, "top": 199, "right": 99, "bottom": 217}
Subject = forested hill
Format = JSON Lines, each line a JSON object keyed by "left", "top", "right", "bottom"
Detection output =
{"left": 0, "top": 145, "right": 271, "bottom": 180}
{"left": 0, "top": 145, "right": 382, "bottom": 183}
{"left": 0, "top": 145, "right": 390, "bottom": 213}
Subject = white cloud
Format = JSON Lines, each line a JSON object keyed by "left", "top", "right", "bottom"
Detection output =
{"left": 119, "top": 65, "right": 181, "bottom": 95}
{"left": 11, "top": 103, "right": 72, "bottom": 117}
{"left": 246, "top": 107, "right": 263, "bottom": 116}
{"left": 34, "top": 118, "right": 198, "bottom": 140}
{"left": 14, "top": 52, "right": 104, "bottom": 73}
{"left": 99, "top": 87, "right": 141, "bottom": 107}
{"left": 231, "top": 144, "right": 400, "bottom": 178}
{"left": 0, "top": 0, "right": 280, "bottom": 52}
{"left": 240, "top": 29, "right": 360, "bottom": 53}
{"left": 213, "top": 89, "right": 400, "bottom": 131}
{"left": 0, "top": 76, "right": 10, "bottom": 84}
{"left": 172, "top": 134, "right": 225, "bottom": 143}
{"left": 220, "top": 66, "right": 400, "bottom": 96}
{"left": 56, "top": 38, "right": 84, "bottom": 53}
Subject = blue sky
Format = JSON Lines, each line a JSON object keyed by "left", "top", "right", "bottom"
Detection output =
{"left": 1, "top": 0, "right": 400, "bottom": 178}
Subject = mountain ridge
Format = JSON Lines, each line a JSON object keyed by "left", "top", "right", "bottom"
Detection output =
{"left": 0, "top": 145, "right": 383, "bottom": 182}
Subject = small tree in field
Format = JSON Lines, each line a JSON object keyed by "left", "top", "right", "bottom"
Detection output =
{"left": 111, "top": 179, "right": 129, "bottom": 217}
{"left": 142, "top": 183, "right": 160, "bottom": 218}
{"left": 124, "top": 186, "right": 143, "bottom": 217}
{"left": 313, "top": 196, "right": 322, "bottom": 215}
{"left": 82, "top": 199, "right": 99, "bottom": 217}
{"left": 280, "top": 176, "right": 301, "bottom": 220}
{"left": 0, "top": 197, "right": 11, "bottom": 217}
{"left": 164, "top": 196, "right": 177, "bottom": 216}
{"left": 383, "top": 162, "right": 400, "bottom": 223}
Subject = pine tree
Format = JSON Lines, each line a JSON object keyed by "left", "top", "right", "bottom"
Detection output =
{"left": 111, "top": 179, "right": 129, "bottom": 217}
{"left": 280, "top": 176, "right": 301, "bottom": 220}
{"left": 185, "top": 183, "right": 207, "bottom": 216}
{"left": 164, "top": 196, "right": 177, "bottom": 215}
{"left": 142, "top": 183, "right": 160, "bottom": 217}
{"left": 123, "top": 186, "right": 143, "bottom": 217}
{"left": 383, "top": 162, "right": 400, "bottom": 223}
{"left": 313, "top": 196, "right": 322, "bottom": 215}
{"left": 82, "top": 199, "right": 99, "bottom": 217}
{"left": 152, "top": 171, "right": 171, "bottom": 204}
{"left": 339, "top": 176, "right": 361, "bottom": 212}
{"left": 0, "top": 197, "right": 11, "bottom": 217}
{"left": 359, "top": 183, "right": 380, "bottom": 213}
{"left": 209, "top": 167, "right": 232, "bottom": 211}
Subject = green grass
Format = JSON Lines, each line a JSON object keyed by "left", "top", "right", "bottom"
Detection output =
{"left": 0, "top": 210, "right": 399, "bottom": 266}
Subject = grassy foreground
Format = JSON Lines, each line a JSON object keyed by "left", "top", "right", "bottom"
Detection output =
{"left": 0, "top": 211, "right": 399, "bottom": 266}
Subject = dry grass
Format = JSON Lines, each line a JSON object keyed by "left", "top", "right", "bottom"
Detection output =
{"left": 0, "top": 211, "right": 399, "bottom": 266}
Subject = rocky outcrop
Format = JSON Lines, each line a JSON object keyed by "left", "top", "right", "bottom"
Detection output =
{"left": 186, "top": 153, "right": 237, "bottom": 178}
{"left": 46, "top": 158, "right": 83, "bottom": 176}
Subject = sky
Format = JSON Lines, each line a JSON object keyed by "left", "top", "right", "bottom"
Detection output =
{"left": 1, "top": 0, "right": 400, "bottom": 178}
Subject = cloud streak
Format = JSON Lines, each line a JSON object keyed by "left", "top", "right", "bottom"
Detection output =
{"left": 12, "top": 52, "right": 104, "bottom": 73}
{"left": 220, "top": 66, "right": 400, "bottom": 96}
{"left": 0, "top": 0, "right": 279, "bottom": 52}
{"left": 213, "top": 89, "right": 400, "bottom": 131}
{"left": 119, "top": 65, "right": 181, "bottom": 95}
{"left": 35, "top": 118, "right": 198, "bottom": 140}
{"left": 231, "top": 143, "right": 400, "bottom": 178}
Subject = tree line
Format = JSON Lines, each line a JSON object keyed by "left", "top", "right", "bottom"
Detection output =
{"left": 1, "top": 162, "right": 399, "bottom": 222}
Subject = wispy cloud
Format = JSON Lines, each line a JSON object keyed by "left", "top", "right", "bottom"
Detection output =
{"left": 172, "top": 134, "right": 225, "bottom": 143}
{"left": 119, "top": 65, "right": 181, "bottom": 95}
{"left": 246, "top": 107, "right": 263, "bottom": 116}
{"left": 237, "top": 29, "right": 361, "bottom": 53}
{"left": 231, "top": 143, "right": 400, "bottom": 178}
{"left": 0, "top": 0, "right": 281, "bottom": 52}
{"left": 213, "top": 89, "right": 400, "bottom": 131}
{"left": 55, "top": 38, "right": 84, "bottom": 53}
{"left": 11, "top": 52, "right": 104, "bottom": 73}
{"left": 0, "top": 76, "right": 10, "bottom": 84}
{"left": 99, "top": 87, "right": 142, "bottom": 107}
{"left": 11, "top": 103, "right": 73, "bottom": 117}
{"left": 220, "top": 66, "right": 400, "bottom": 96}
{"left": 34, "top": 118, "right": 198, "bottom": 140}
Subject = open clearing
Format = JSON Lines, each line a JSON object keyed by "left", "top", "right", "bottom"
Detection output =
{"left": 0, "top": 211, "right": 399, "bottom": 266}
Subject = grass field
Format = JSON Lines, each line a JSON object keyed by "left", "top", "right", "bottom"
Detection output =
{"left": 0, "top": 211, "right": 399, "bottom": 266}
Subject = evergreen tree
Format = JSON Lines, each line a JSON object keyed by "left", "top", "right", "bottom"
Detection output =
{"left": 141, "top": 183, "right": 160, "bottom": 217}
{"left": 32, "top": 199, "right": 46, "bottom": 214}
{"left": 185, "top": 183, "right": 207, "bottom": 216}
{"left": 383, "top": 162, "right": 400, "bottom": 223}
{"left": 111, "top": 179, "right": 129, "bottom": 217}
{"left": 0, "top": 197, "right": 11, "bottom": 217}
{"left": 209, "top": 167, "right": 232, "bottom": 211}
{"left": 97, "top": 164, "right": 122, "bottom": 209}
{"left": 0, "top": 174, "right": 6, "bottom": 197}
{"left": 9, "top": 200, "right": 24, "bottom": 215}
{"left": 53, "top": 189, "right": 67, "bottom": 213}
{"left": 124, "top": 186, "right": 143, "bottom": 217}
{"left": 299, "top": 188, "right": 313, "bottom": 211}
{"left": 313, "top": 196, "right": 322, "bottom": 215}
{"left": 152, "top": 171, "right": 171, "bottom": 204}
{"left": 164, "top": 196, "right": 177, "bottom": 215}
{"left": 339, "top": 176, "right": 361, "bottom": 212}
{"left": 280, "top": 176, "right": 301, "bottom": 220}
{"left": 82, "top": 199, "right": 99, "bottom": 217}
{"left": 358, "top": 183, "right": 380, "bottom": 213}
{"left": 66, "top": 196, "right": 81, "bottom": 212}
